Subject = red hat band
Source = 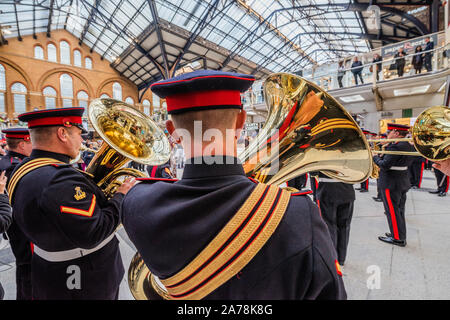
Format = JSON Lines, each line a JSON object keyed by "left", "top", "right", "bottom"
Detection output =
{"left": 387, "top": 124, "right": 409, "bottom": 132}
{"left": 27, "top": 116, "right": 82, "bottom": 129}
{"left": 5, "top": 133, "right": 30, "bottom": 141}
{"left": 165, "top": 90, "right": 242, "bottom": 114}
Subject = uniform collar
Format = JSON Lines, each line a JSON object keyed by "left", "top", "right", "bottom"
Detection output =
{"left": 7, "top": 150, "right": 27, "bottom": 160}
{"left": 30, "top": 149, "right": 72, "bottom": 163}
{"left": 182, "top": 156, "right": 245, "bottom": 179}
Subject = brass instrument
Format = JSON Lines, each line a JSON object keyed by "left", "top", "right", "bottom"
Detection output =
{"left": 87, "top": 98, "right": 171, "bottom": 197}
{"left": 239, "top": 72, "right": 374, "bottom": 184}
{"left": 127, "top": 72, "right": 376, "bottom": 300}
{"left": 368, "top": 106, "right": 450, "bottom": 160}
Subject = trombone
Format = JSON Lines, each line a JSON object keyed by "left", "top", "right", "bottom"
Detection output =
{"left": 367, "top": 105, "right": 450, "bottom": 161}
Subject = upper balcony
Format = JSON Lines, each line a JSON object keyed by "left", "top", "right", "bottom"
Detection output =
{"left": 242, "top": 32, "right": 449, "bottom": 125}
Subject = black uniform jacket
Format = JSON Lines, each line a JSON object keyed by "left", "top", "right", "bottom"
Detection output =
{"left": 0, "top": 150, "right": 26, "bottom": 179}
{"left": 11, "top": 149, "right": 124, "bottom": 299}
{"left": 0, "top": 150, "right": 29, "bottom": 264}
{"left": 313, "top": 172, "right": 355, "bottom": 204}
{"left": 122, "top": 157, "right": 346, "bottom": 300}
{"left": 0, "top": 194, "right": 12, "bottom": 233}
{"left": 373, "top": 141, "right": 415, "bottom": 190}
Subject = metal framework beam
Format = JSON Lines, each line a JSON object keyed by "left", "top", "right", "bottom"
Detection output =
{"left": 46, "top": 0, "right": 55, "bottom": 37}
{"left": 147, "top": 0, "right": 169, "bottom": 77}
{"left": 13, "top": 1, "right": 22, "bottom": 41}
{"left": 79, "top": 0, "right": 101, "bottom": 44}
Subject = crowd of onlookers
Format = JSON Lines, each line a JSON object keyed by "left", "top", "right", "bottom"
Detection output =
{"left": 338, "top": 36, "right": 435, "bottom": 88}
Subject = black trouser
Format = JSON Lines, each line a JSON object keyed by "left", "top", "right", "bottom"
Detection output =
{"left": 409, "top": 161, "right": 424, "bottom": 187}
{"left": 337, "top": 76, "right": 343, "bottom": 88}
{"left": 16, "top": 264, "right": 32, "bottom": 300}
{"left": 434, "top": 169, "right": 449, "bottom": 193}
{"left": 424, "top": 55, "right": 432, "bottom": 72}
{"left": 381, "top": 188, "right": 407, "bottom": 241}
{"left": 360, "top": 179, "right": 369, "bottom": 191}
{"left": 353, "top": 72, "right": 363, "bottom": 85}
{"left": 397, "top": 63, "right": 405, "bottom": 77}
{"left": 319, "top": 200, "right": 354, "bottom": 264}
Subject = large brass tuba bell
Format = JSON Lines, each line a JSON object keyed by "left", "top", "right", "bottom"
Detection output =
{"left": 239, "top": 72, "right": 373, "bottom": 185}
{"left": 87, "top": 98, "right": 171, "bottom": 196}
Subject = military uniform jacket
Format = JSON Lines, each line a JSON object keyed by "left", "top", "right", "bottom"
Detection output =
{"left": 373, "top": 141, "right": 415, "bottom": 190}
{"left": 0, "top": 194, "right": 11, "bottom": 233}
{"left": 0, "top": 150, "right": 25, "bottom": 179}
{"left": 0, "top": 151, "right": 30, "bottom": 265}
{"left": 122, "top": 157, "right": 346, "bottom": 300}
{"left": 10, "top": 149, "right": 124, "bottom": 299}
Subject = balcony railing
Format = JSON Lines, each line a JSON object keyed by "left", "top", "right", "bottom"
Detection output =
{"left": 241, "top": 41, "right": 450, "bottom": 109}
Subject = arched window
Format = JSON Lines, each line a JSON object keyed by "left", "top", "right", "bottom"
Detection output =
{"left": 100, "top": 93, "right": 110, "bottom": 99}
{"left": 85, "top": 57, "right": 92, "bottom": 69}
{"left": 112, "top": 82, "right": 122, "bottom": 101}
{"left": 47, "top": 43, "right": 57, "bottom": 62}
{"left": 73, "top": 50, "right": 82, "bottom": 67}
{"left": 43, "top": 86, "right": 57, "bottom": 109}
{"left": 125, "top": 97, "right": 134, "bottom": 105}
{"left": 59, "top": 73, "right": 73, "bottom": 107}
{"left": 34, "top": 45, "right": 44, "bottom": 59}
{"left": 142, "top": 99, "right": 150, "bottom": 115}
{"left": 0, "top": 64, "right": 5, "bottom": 113}
{"left": 60, "top": 41, "right": 71, "bottom": 64}
{"left": 77, "top": 90, "right": 89, "bottom": 108}
{"left": 11, "top": 82, "right": 27, "bottom": 114}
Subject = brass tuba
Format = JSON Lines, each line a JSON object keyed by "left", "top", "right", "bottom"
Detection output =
{"left": 86, "top": 98, "right": 171, "bottom": 196}
{"left": 127, "top": 72, "right": 374, "bottom": 300}
{"left": 239, "top": 72, "right": 373, "bottom": 185}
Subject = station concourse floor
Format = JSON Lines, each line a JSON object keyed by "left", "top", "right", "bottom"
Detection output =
{"left": 1, "top": 168, "right": 449, "bottom": 300}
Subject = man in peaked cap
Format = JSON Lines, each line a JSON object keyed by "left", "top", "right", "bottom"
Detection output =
{"left": 373, "top": 123, "right": 415, "bottom": 247}
{"left": 8, "top": 107, "right": 136, "bottom": 300}
{"left": 0, "top": 128, "right": 33, "bottom": 299}
{"left": 121, "top": 70, "right": 346, "bottom": 300}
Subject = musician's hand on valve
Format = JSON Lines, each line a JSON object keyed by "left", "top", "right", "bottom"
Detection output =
{"left": 116, "top": 177, "right": 137, "bottom": 195}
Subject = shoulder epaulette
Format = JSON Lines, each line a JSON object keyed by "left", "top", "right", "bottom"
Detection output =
{"left": 291, "top": 190, "right": 313, "bottom": 196}
{"left": 136, "top": 177, "right": 178, "bottom": 183}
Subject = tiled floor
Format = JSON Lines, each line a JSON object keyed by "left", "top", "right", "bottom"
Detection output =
{"left": 1, "top": 169, "right": 449, "bottom": 300}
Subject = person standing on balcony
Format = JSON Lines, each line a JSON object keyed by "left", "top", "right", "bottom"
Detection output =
{"left": 412, "top": 45, "right": 424, "bottom": 74}
{"left": 337, "top": 61, "right": 345, "bottom": 88}
{"left": 424, "top": 36, "right": 434, "bottom": 72}
{"left": 394, "top": 48, "right": 406, "bottom": 77}
{"left": 371, "top": 53, "right": 382, "bottom": 81}
{"left": 351, "top": 57, "right": 364, "bottom": 85}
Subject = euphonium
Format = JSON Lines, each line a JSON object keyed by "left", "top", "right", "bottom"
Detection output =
{"left": 239, "top": 72, "right": 373, "bottom": 184}
{"left": 86, "top": 98, "right": 171, "bottom": 197}
{"left": 127, "top": 72, "right": 374, "bottom": 300}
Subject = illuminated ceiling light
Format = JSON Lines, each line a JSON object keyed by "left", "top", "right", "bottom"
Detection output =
{"left": 339, "top": 94, "right": 365, "bottom": 103}
{"left": 393, "top": 85, "right": 430, "bottom": 96}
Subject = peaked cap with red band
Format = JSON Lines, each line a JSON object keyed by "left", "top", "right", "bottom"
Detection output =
{"left": 387, "top": 123, "right": 409, "bottom": 132}
{"left": 2, "top": 128, "right": 30, "bottom": 141}
{"left": 18, "top": 107, "right": 87, "bottom": 133}
{"left": 150, "top": 70, "right": 255, "bottom": 114}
